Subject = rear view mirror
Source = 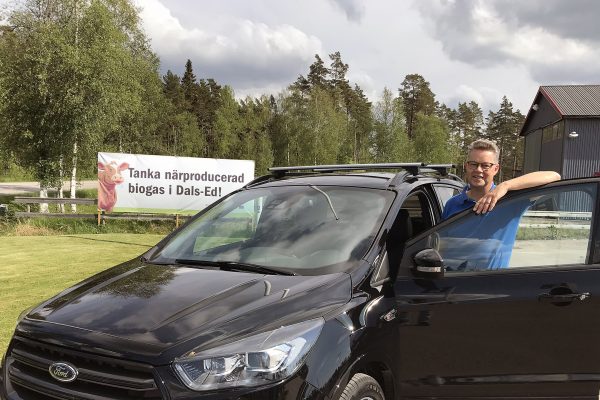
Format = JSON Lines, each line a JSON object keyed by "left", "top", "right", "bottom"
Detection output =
{"left": 413, "top": 248, "right": 444, "bottom": 279}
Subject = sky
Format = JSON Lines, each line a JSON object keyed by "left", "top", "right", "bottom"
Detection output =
{"left": 4, "top": 0, "right": 600, "bottom": 114}
{"left": 136, "top": 0, "right": 600, "bottom": 114}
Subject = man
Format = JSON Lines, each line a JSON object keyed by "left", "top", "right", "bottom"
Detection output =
{"left": 442, "top": 139, "right": 561, "bottom": 220}
{"left": 439, "top": 139, "right": 561, "bottom": 270}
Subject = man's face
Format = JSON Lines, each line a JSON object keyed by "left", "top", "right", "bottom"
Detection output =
{"left": 465, "top": 149, "right": 499, "bottom": 189}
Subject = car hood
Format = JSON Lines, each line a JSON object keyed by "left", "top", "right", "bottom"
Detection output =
{"left": 21, "top": 260, "right": 351, "bottom": 361}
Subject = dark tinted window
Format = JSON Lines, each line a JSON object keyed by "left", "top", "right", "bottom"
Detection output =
{"left": 429, "top": 183, "right": 596, "bottom": 272}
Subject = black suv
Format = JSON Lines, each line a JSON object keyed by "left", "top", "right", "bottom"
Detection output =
{"left": 2, "top": 163, "right": 600, "bottom": 400}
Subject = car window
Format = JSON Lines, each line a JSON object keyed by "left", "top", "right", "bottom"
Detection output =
{"left": 429, "top": 183, "right": 597, "bottom": 273}
{"left": 193, "top": 196, "right": 265, "bottom": 253}
{"left": 385, "top": 191, "right": 435, "bottom": 272}
{"left": 151, "top": 186, "right": 394, "bottom": 274}
{"left": 399, "top": 191, "right": 435, "bottom": 236}
{"left": 433, "top": 184, "right": 460, "bottom": 211}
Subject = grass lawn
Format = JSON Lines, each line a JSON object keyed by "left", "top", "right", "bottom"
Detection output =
{"left": 0, "top": 233, "right": 165, "bottom": 356}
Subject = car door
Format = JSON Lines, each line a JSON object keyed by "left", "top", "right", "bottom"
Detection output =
{"left": 392, "top": 179, "right": 600, "bottom": 400}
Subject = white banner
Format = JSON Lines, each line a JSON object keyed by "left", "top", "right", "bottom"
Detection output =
{"left": 98, "top": 152, "right": 255, "bottom": 214}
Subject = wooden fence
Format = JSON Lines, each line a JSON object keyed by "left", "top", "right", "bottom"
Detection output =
{"left": 12, "top": 197, "right": 190, "bottom": 227}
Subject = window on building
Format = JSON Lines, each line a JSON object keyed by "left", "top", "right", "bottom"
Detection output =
{"left": 542, "top": 120, "right": 564, "bottom": 144}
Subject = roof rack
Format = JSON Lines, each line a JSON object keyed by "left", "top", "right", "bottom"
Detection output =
{"left": 244, "top": 163, "right": 460, "bottom": 189}
{"left": 419, "top": 164, "right": 455, "bottom": 176}
{"left": 268, "top": 163, "right": 426, "bottom": 178}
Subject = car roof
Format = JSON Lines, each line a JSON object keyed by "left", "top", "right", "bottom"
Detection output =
{"left": 248, "top": 172, "right": 463, "bottom": 190}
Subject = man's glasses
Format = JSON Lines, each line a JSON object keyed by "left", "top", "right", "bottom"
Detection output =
{"left": 466, "top": 161, "right": 496, "bottom": 171}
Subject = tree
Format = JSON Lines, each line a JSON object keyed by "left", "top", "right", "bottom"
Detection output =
{"left": 0, "top": 0, "right": 160, "bottom": 211}
{"left": 236, "top": 96, "right": 274, "bottom": 174}
{"left": 163, "top": 70, "right": 185, "bottom": 109}
{"left": 181, "top": 59, "right": 197, "bottom": 111}
{"left": 485, "top": 96, "right": 525, "bottom": 181}
{"left": 328, "top": 51, "right": 349, "bottom": 92}
{"left": 213, "top": 86, "right": 241, "bottom": 159}
{"left": 399, "top": 74, "right": 437, "bottom": 139}
{"left": 339, "top": 84, "right": 372, "bottom": 163}
{"left": 307, "top": 54, "right": 329, "bottom": 89}
{"left": 412, "top": 113, "right": 452, "bottom": 163}
{"left": 197, "top": 78, "right": 223, "bottom": 157}
{"left": 371, "top": 87, "right": 412, "bottom": 162}
{"left": 267, "top": 94, "right": 289, "bottom": 167}
{"left": 274, "top": 83, "right": 346, "bottom": 167}
{"left": 157, "top": 69, "right": 205, "bottom": 157}
{"left": 442, "top": 101, "right": 484, "bottom": 176}
{"left": 305, "top": 87, "right": 346, "bottom": 165}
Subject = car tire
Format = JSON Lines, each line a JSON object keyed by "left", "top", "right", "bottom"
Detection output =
{"left": 339, "top": 373, "right": 384, "bottom": 400}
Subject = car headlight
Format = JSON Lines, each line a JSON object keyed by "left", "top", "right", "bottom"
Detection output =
{"left": 173, "top": 318, "right": 324, "bottom": 391}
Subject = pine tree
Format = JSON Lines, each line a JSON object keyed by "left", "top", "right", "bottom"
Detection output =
{"left": 307, "top": 54, "right": 329, "bottom": 89}
{"left": 329, "top": 51, "right": 349, "bottom": 92}
{"left": 399, "top": 74, "right": 437, "bottom": 139}
{"left": 163, "top": 70, "right": 185, "bottom": 109}
{"left": 213, "top": 86, "right": 241, "bottom": 159}
{"left": 444, "top": 101, "right": 484, "bottom": 175}
{"left": 485, "top": 96, "right": 525, "bottom": 181}
{"left": 181, "top": 59, "right": 198, "bottom": 112}
{"left": 236, "top": 97, "right": 274, "bottom": 174}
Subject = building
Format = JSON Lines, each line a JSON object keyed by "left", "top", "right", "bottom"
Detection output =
{"left": 520, "top": 85, "right": 600, "bottom": 179}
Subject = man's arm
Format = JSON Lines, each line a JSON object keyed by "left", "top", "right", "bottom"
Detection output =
{"left": 473, "top": 171, "right": 561, "bottom": 214}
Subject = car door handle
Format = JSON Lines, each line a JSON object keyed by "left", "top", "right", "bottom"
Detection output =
{"left": 538, "top": 292, "right": 590, "bottom": 302}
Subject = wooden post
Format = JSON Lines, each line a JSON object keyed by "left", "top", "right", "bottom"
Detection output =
{"left": 175, "top": 214, "right": 180, "bottom": 228}
{"left": 97, "top": 209, "right": 105, "bottom": 226}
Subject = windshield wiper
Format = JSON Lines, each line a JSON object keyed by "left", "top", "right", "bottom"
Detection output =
{"left": 174, "top": 259, "right": 296, "bottom": 276}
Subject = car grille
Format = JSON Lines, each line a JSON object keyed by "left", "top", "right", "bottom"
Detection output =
{"left": 7, "top": 335, "right": 163, "bottom": 399}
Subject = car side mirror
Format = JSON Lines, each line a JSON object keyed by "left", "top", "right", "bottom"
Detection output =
{"left": 412, "top": 248, "right": 444, "bottom": 279}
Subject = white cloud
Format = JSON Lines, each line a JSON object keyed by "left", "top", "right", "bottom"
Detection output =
{"left": 454, "top": 85, "right": 485, "bottom": 105}
{"left": 415, "top": 0, "right": 600, "bottom": 83}
{"left": 447, "top": 85, "right": 505, "bottom": 114}
{"left": 138, "top": 0, "right": 323, "bottom": 91}
{"left": 348, "top": 70, "right": 378, "bottom": 100}
{"left": 132, "top": 0, "right": 600, "bottom": 113}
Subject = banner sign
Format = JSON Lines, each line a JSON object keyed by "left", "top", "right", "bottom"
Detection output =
{"left": 98, "top": 152, "right": 255, "bottom": 214}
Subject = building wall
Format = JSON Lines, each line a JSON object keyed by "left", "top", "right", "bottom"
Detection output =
{"left": 523, "top": 129, "right": 542, "bottom": 173}
{"left": 563, "top": 119, "right": 600, "bottom": 179}
{"left": 522, "top": 95, "right": 562, "bottom": 174}
{"left": 539, "top": 120, "right": 564, "bottom": 174}
{"left": 521, "top": 94, "right": 561, "bottom": 135}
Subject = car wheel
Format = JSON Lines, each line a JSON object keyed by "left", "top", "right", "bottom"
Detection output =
{"left": 339, "top": 373, "right": 384, "bottom": 400}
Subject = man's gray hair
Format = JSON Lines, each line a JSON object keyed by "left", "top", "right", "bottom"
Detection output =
{"left": 468, "top": 139, "right": 500, "bottom": 163}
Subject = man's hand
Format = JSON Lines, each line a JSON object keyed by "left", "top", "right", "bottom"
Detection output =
{"left": 472, "top": 171, "right": 560, "bottom": 215}
{"left": 473, "top": 183, "right": 508, "bottom": 214}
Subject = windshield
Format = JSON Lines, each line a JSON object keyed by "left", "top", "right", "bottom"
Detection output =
{"left": 149, "top": 185, "right": 394, "bottom": 275}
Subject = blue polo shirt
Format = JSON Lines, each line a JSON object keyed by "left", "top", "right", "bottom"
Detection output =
{"left": 442, "top": 183, "right": 496, "bottom": 220}
{"left": 439, "top": 184, "right": 532, "bottom": 270}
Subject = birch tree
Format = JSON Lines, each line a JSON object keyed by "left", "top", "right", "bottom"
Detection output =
{"left": 0, "top": 0, "right": 158, "bottom": 211}
{"left": 372, "top": 87, "right": 412, "bottom": 163}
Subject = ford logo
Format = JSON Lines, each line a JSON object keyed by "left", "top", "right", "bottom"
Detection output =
{"left": 48, "top": 362, "right": 78, "bottom": 382}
